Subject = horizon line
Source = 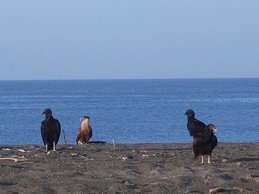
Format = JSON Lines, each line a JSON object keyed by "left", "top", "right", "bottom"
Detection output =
{"left": 0, "top": 77, "right": 259, "bottom": 81}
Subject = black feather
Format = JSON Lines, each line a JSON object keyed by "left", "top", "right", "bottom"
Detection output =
{"left": 185, "top": 109, "right": 206, "bottom": 137}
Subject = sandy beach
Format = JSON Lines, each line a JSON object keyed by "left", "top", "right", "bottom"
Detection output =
{"left": 0, "top": 142, "right": 258, "bottom": 194}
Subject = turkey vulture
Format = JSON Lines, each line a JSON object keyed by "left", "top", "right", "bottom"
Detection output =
{"left": 193, "top": 124, "right": 218, "bottom": 164}
{"left": 185, "top": 109, "right": 218, "bottom": 163}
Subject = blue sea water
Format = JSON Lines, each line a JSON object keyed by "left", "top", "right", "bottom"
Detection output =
{"left": 0, "top": 79, "right": 259, "bottom": 145}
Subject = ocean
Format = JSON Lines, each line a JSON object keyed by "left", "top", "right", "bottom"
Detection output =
{"left": 0, "top": 79, "right": 259, "bottom": 145}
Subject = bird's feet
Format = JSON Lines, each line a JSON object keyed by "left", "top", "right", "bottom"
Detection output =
{"left": 46, "top": 150, "right": 57, "bottom": 155}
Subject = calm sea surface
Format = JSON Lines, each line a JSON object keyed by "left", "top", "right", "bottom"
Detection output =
{"left": 0, "top": 79, "right": 259, "bottom": 145}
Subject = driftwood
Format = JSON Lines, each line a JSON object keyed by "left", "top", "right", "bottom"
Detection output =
{"left": 209, "top": 188, "right": 224, "bottom": 194}
{"left": 248, "top": 174, "right": 259, "bottom": 183}
{"left": 209, "top": 186, "right": 246, "bottom": 193}
{"left": 0, "top": 156, "right": 27, "bottom": 162}
{"left": 192, "top": 159, "right": 201, "bottom": 166}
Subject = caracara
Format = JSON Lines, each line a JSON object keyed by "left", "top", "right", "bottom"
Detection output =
{"left": 76, "top": 115, "right": 93, "bottom": 144}
{"left": 41, "top": 108, "right": 61, "bottom": 152}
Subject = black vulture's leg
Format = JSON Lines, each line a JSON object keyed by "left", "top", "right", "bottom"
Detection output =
{"left": 53, "top": 141, "right": 56, "bottom": 152}
{"left": 208, "top": 154, "right": 212, "bottom": 164}
{"left": 201, "top": 155, "right": 204, "bottom": 164}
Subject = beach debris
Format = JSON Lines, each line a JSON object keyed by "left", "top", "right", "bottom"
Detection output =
{"left": 79, "top": 155, "right": 87, "bottom": 159}
{"left": 161, "top": 176, "right": 169, "bottom": 180}
{"left": 253, "top": 177, "right": 259, "bottom": 183}
{"left": 142, "top": 154, "right": 149, "bottom": 159}
{"left": 150, "top": 182, "right": 160, "bottom": 186}
{"left": 77, "top": 154, "right": 95, "bottom": 161}
{"left": 17, "top": 149, "right": 29, "bottom": 153}
{"left": 124, "top": 181, "right": 135, "bottom": 188}
{"left": 247, "top": 174, "right": 259, "bottom": 183}
{"left": 86, "top": 158, "right": 95, "bottom": 161}
{"left": 2, "top": 148, "right": 11, "bottom": 151}
{"left": 140, "top": 150, "right": 156, "bottom": 159}
{"left": 0, "top": 156, "right": 27, "bottom": 162}
{"left": 117, "top": 155, "right": 128, "bottom": 161}
{"left": 232, "top": 187, "right": 246, "bottom": 192}
{"left": 221, "top": 159, "right": 227, "bottom": 163}
{"left": 235, "top": 162, "right": 241, "bottom": 166}
{"left": 209, "top": 187, "right": 224, "bottom": 194}
{"left": 192, "top": 159, "right": 201, "bottom": 166}
{"left": 209, "top": 187, "right": 247, "bottom": 193}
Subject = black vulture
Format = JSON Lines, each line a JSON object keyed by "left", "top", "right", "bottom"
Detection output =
{"left": 185, "top": 109, "right": 206, "bottom": 138}
{"left": 41, "top": 108, "right": 61, "bottom": 152}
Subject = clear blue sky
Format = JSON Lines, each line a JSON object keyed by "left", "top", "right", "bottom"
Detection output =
{"left": 1, "top": 1, "right": 259, "bottom": 80}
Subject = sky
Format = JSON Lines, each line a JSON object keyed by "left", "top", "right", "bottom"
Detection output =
{"left": 0, "top": 1, "right": 259, "bottom": 80}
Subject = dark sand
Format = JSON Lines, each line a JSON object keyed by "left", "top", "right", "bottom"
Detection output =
{"left": 0, "top": 143, "right": 258, "bottom": 194}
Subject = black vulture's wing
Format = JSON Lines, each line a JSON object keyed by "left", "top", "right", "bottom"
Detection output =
{"left": 193, "top": 118, "right": 206, "bottom": 128}
{"left": 40, "top": 121, "right": 47, "bottom": 145}
{"left": 187, "top": 118, "right": 207, "bottom": 137}
{"left": 54, "top": 119, "right": 61, "bottom": 144}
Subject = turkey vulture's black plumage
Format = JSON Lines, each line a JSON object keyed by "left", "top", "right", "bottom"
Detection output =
{"left": 193, "top": 124, "right": 218, "bottom": 164}
{"left": 185, "top": 109, "right": 218, "bottom": 164}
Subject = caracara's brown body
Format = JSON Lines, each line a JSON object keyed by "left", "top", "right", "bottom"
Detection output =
{"left": 76, "top": 116, "right": 93, "bottom": 144}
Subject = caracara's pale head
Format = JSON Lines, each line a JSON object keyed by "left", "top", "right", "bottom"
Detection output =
{"left": 81, "top": 115, "right": 90, "bottom": 121}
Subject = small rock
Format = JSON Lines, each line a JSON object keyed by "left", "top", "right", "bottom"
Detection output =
{"left": 222, "top": 159, "right": 227, "bottom": 163}
{"left": 235, "top": 162, "right": 241, "bottom": 166}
